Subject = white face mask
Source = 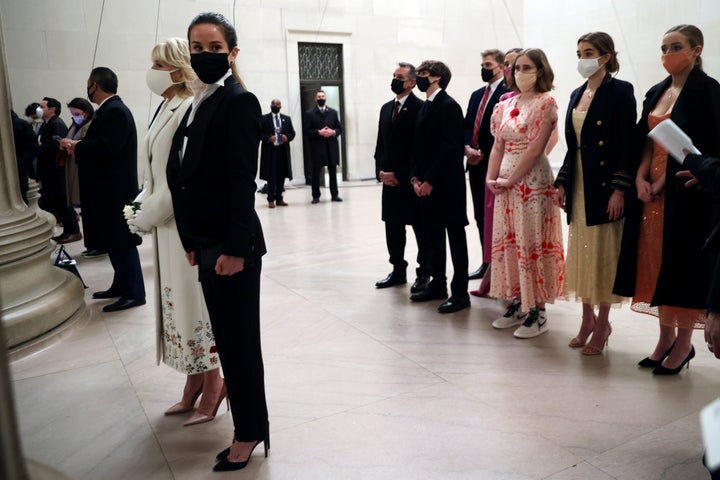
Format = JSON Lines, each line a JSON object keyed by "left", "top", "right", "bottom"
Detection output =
{"left": 514, "top": 71, "right": 537, "bottom": 92}
{"left": 146, "top": 68, "right": 179, "bottom": 96}
{"left": 35, "top": 106, "right": 43, "bottom": 117}
{"left": 577, "top": 58, "right": 602, "bottom": 79}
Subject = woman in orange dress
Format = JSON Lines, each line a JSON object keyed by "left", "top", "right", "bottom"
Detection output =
{"left": 617, "top": 24, "right": 720, "bottom": 374}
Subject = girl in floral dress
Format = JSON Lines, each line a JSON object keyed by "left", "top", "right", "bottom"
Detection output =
{"left": 486, "top": 48, "right": 565, "bottom": 339}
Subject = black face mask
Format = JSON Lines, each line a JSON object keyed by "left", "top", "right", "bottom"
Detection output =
{"left": 87, "top": 84, "right": 96, "bottom": 104}
{"left": 191, "top": 52, "right": 230, "bottom": 84}
{"left": 316, "top": 98, "right": 326, "bottom": 107}
{"left": 271, "top": 106, "right": 280, "bottom": 114}
{"left": 390, "top": 78, "right": 406, "bottom": 95}
{"left": 416, "top": 76, "right": 431, "bottom": 92}
{"left": 481, "top": 67, "right": 495, "bottom": 82}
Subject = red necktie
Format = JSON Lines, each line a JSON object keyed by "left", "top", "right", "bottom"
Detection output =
{"left": 470, "top": 86, "right": 491, "bottom": 148}
{"left": 392, "top": 100, "right": 401, "bottom": 122}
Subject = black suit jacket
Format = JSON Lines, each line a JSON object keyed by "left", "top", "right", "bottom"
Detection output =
{"left": 684, "top": 153, "right": 720, "bottom": 312}
{"left": 74, "top": 95, "right": 141, "bottom": 251}
{"left": 554, "top": 75, "right": 636, "bottom": 225}
{"left": 259, "top": 112, "right": 295, "bottom": 181}
{"left": 303, "top": 106, "right": 342, "bottom": 168}
{"left": 37, "top": 115, "right": 68, "bottom": 179}
{"left": 412, "top": 90, "right": 468, "bottom": 227}
{"left": 374, "top": 93, "right": 423, "bottom": 224}
{"left": 615, "top": 67, "right": 720, "bottom": 306}
{"left": 463, "top": 81, "right": 509, "bottom": 168}
{"left": 167, "top": 76, "right": 266, "bottom": 262}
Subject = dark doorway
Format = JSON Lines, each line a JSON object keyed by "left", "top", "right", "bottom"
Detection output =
{"left": 298, "top": 42, "right": 346, "bottom": 186}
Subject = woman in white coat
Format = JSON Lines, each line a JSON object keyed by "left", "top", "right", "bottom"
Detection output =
{"left": 129, "top": 38, "right": 224, "bottom": 426}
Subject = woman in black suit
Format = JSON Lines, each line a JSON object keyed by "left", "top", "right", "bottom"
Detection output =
{"left": 166, "top": 12, "right": 268, "bottom": 471}
{"left": 554, "top": 32, "right": 636, "bottom": 355}
{"left": 615, "top": 24, "right": 720, "bottom": 374}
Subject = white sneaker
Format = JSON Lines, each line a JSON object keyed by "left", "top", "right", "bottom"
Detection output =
{"left": 492, "top": 300, "right": 524, "bottom": 329}
{"left": 513, "top": 309, "right": 548, "bottom": 338}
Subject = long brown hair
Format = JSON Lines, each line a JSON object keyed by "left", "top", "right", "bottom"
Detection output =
{"left": 665, "top": 24, "right": 704, "bottom": 70}
{"left": 577, "top": 32, "right": 619, "bottom": 74}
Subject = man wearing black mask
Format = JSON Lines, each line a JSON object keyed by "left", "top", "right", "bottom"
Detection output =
{"left": 304, "top": 90, "right": 343, "bottom": 203}
{"left": 374, "top": 62, "right": 430, "bottom": 292}
{"left": 463, "top": 49, "right": 508, "bottom": 288}
{"left": 259, "top": 99, "right": 295, "bottom": 207}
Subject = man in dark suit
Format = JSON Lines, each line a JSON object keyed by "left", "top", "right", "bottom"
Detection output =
{"left": 11, "top": 110, "right": 38, "bottom": 204}
{"left": 410, "top": 60, "right": 470, "bottom": 314}
{"left": 374, "top": 62, "right": 430, "bottom": 293}
{"left": 37, "top": 97, "right": 68, "bottom": 224}
{"left": 62, "top": 67, "right": 145, "bottom": 312}
{"left": 463, "top": 49, "right": 508, "bottom": 283}
{"left": 304, "top": 90, "right": 342, "bottom": 203}
{"left": 259, "top": 99, "right": 295, "bottom": 207}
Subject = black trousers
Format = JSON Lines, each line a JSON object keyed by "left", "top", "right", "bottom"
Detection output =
{"left": 198, "top": 255, "right": 268, "bottom": 442}
{"left": 425, "top": 224, "right": 469, "bottom": 298}
{"left": 385, "top": 221, "right": 430, "bottom": 277}
{"left": 468, "top": 164, "right": 487, "bottom": 249}
{"left": 108, "top": 246, "right": 146, "bottom": 299}
{"left": 311, "top": 163, "right": 338, "bottom": 199}
{"left": 59, "top": 205, "right": 80, "bottom": 234}
{"left": 266, "top": 148, "right": 287, "bottom": 202}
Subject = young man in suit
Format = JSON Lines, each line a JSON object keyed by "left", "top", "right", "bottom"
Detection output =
{"left": 464, "top": 49, "right": 508, "bottom": 284}
{"left": 374, "top": 62, "right": 430, "bottom": 293}
{"left": 61, "top": 67, "right": 146, "bottom": 312}
{"left": 259, "top": 99, "right": 295, "bottom": 207}
{"left": 304, "top": 90, "right": 343, "bottom": 203}
{"left": 37, "top": 97, "right": 69, "bottom": 230}
{"left": 410, "top": 60, "right": 470, "bottom": 314}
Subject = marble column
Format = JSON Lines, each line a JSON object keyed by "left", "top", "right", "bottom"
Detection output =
{"left": 0, "top": 12, "right": 84, "bottom": 349}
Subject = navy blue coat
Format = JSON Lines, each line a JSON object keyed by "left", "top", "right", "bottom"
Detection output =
{"left": 554, "top": 75, "right": 637, "bottom": 226}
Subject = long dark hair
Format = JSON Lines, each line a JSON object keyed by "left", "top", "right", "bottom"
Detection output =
{"left": 187, "top": 12, "right": 246, "bottom": 87}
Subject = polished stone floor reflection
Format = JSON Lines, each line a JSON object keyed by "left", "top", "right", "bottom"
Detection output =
{"left": 10, "top": 183, "right": 719, "bottom": 479}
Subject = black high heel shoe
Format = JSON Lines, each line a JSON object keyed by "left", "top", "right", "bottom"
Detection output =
{"left": 638, "top": 341, "right": 676, "bottom": 368}
{"left": 652, "top": 346, "right": 695, "bottom": 375}
{"left": 213, "top": 438, "right": 269, "bottom": 472}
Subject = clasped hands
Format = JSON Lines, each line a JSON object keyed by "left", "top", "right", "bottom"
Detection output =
{"left": 186, "top": 251, "right": 245, "bottom": 276}
{"left": 269, "top": 134, "right": 288, "bottom": 143}
{"left": 378, "top": 170, "right": 399, "bottom": 187}
{"left": 465, "top": 146, "right": 484, "bottom": 166}
{"left": 59, "top": 138, "right": 79, "bottom": 154}
{"left": 486, "top": 177, "right": 514, "bottom": 195}
{"left": 318, "top": 126, "right": 335, "bottom": 138}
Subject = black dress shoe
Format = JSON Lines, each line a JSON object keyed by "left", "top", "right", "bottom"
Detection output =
{"left": 92, "top": 289, "right": 120, "bottom": 299}
{"left": 438, "top": 295, "right": 471, "bottom": 314}
{"left": 102, "top": 297, "right": 146, "bottom": 312}
{"left": 410, "top": 275, "right": 431, "bottom": 294}
{"left": 468, "top": 263, "right": 489, "bottom": 280}
{"left": 410, "top": 287, "right": 448, "bottom": 302}
{"left": 652, "top": 346, "right": 695, "bottom": 375}
{"left": 311, "top": 198, "right": 320, "bottom": 204}
{"left": 375, "top": 273, "right": 407, "bottom": 288}
{"left": 82, "top": 249, "right": 108, "bottom": 258}
{"left": 331, "top": 196, "right": 343, "bottom": 202}
{"left": 213, "top": 439, "right": 268, "bottom": 472}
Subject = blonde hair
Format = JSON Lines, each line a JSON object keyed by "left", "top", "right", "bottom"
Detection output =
{"left": 151, "top": 38, "right": 196, "bottom": 98}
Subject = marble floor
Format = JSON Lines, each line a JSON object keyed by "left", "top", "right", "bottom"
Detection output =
{"left": 9, "top": 182, "right": 720, "bottom": 480}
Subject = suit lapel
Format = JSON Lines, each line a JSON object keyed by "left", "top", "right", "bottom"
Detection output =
{"left": 147, "top": 96, "right": 183, "bottom": 162}
{"left": 179, "top": 86, "right": 229, "bottom": 181}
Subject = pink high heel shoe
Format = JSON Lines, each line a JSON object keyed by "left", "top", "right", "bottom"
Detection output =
{"left": 184, "top": 381, "right": 228, "bottom": 426}
{"left": 165, "top": 378, "right": 204, "bottom": 415}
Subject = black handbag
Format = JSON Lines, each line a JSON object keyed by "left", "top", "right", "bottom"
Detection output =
{"left": 54, "top": 246, "right": 88, "bottom": 288}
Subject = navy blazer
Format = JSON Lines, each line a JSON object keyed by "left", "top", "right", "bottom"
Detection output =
{"left": 412, "top": 90, "right": 468, "bottom": 227}
{"left": 463, "top": 81, "right": 509, "bottom": 167}
{"left": 167, "top": 76, "right": 265, "bottom": 262}
{"left": 374, "top": 92, "right": 423, "bottom": 224}
{"left": 554, "top": 74, "right": 636, "bottom": 226}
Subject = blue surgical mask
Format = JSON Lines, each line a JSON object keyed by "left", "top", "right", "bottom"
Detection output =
{"left": 72, "top": 114, "right": 85, "bottom": 126}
